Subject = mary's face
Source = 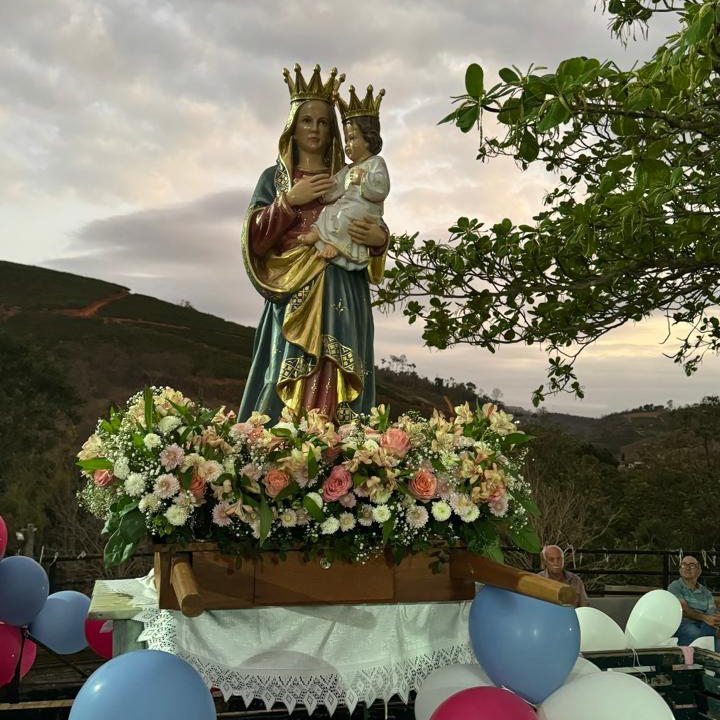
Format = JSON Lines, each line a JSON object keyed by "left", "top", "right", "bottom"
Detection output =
{"left": 293, "top": 100, "right": 331, "bottom": 156}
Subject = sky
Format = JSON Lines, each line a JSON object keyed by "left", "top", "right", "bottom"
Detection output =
{"left": 2, "top": 0, "right": 716, "bottom": 417}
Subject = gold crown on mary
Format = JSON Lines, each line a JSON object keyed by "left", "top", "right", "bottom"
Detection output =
{"left": 337, "top": 85, "right": 385, "bottom": 120}
{"left": 283, "top": 63, "right": 345, "bottom": 104}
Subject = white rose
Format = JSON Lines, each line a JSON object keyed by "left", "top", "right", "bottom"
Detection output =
{"left": 372, "top": 505, "right": 391, "bottom": 523}
{"left": 165, "top": 505, "right": 189, "bottom": 526}
{"left": 320, "top": 517, "right": 340, "bottom": 535}
{"left": 157, "top": 416, "right": 181, "bottom": 435}
{"left": 143, "top": 433, "right": 162, "bottom": 450}
{"left": 431, "top": 500, "right": 451, "bottom": 522}
{"left": 124, "top": 473, "right": 146, "bottom": 498}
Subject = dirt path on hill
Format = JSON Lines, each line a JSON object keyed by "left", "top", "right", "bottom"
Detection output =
{"left": 60, "top": 289, "right": 130, "bottom": 318}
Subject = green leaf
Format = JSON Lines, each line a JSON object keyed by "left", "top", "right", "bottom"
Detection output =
{"left": 258, "top": 495, "right": 273, "bottom": 545}
{"left": 465, "top": 63, "right": 484, "bottom": 98}
{"left": 303, "top": 495, "right": 326, "bottom": 523}
{"left": 605, "top": 154, "right": 633, "bottom": 172}
{"left": 274, "top": 480, "right": 299, "bottom": 502}
{"left": 101, "top": 513, "right": 120, "bottom": 536}
{"left": 518, "top": 131, "right": 539, "bottom": 162}
{"left": 77, "top": 457, "right": 113, "bottom": 471}
{"left": 438, "top": 108, "right": 460, "bottom": 126}
{"left": 180, "top": 468, "right": 193, "bottom": 490}
{"left": 118, "top": 509, "right": 147, "bottom": 544}
{"left": 509, "top": 523, "right": 542, "bottom": 553}
{"left": 104, "top": 529, "right": 138, "bottom": 568}
{"left": 353, "top": 471, "right": 367, "bottom": 488}
{"left": 457, "top": 105, "right": 479, "bottom": 133}
{"left": 307, "top": 451, "right": 319, "bottom": 480}
{"left": 516, "top": 495, "right": 541, "bottom": 517}
{"left": 502, "top": 432, "right": 533, "bottom": 446}
{"left": 483, "top": 540, "right": 504, "bottom": 563}
{"left": 537, "top": 100, "right": 570, "bottom": 132}
{"left": 143, "top": 386, "right": 154, "bottom": 433}
{"left": 382, "top": 517, "right": 395, "bottom": 544}
{"left": 499, "top": 67, "right": 519, "bottom": 83}
{"left": 271, "top": 427, "right": 292, "bottom": 438}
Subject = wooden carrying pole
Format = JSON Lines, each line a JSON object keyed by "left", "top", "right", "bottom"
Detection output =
{"left": 170, "top": 554, "right": 204, "bottom": 617}
{"left": 451, "top": 551, "right": 577, "bottom": 606}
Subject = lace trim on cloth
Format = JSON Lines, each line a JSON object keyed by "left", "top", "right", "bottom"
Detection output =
{"left": 135, "top": 608, "right": 475, "bottom": 715}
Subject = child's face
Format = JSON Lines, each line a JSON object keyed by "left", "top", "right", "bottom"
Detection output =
{"left": 343, "top": 123, "right": 370, "bottom": 163}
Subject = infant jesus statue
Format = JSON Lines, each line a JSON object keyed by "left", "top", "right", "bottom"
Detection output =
{"left": 299, "top": 85, "right": 389, "bottom": 270}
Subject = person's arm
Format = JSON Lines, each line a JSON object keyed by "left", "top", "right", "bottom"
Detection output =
{"left": 677, "top": 598, "right": 719, "bottom": 626}
{"left": 321, "top": 168, "right": 347, "bottom": 203}
{"left": 348, "top": 217, "right": 388, "bottom": 254}
{"left": 577, "top": 579, "right": 589, "bottom": 608}
{"left": 360, "top": 157, "right": 390, "bottom": 203}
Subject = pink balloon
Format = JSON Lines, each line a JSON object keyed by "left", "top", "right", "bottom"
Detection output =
{"left": 0, "top": 515, "right": 7, "bottom": 559}
{"left": 430, "top": 686, "right": 537, "bottom": 720}
{"left": 0, "top": 623, "right": 36, "bottom": 687}
{"left": 84, "top": 618, "right": 113, "bottom": 659}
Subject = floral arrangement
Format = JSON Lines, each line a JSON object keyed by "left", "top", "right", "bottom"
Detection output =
{"left": 77, "top": 387, "right": 541, "bottom": 568}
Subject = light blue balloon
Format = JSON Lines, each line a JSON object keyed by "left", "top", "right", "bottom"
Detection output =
{"left": 469, "top": 585, "right": 580, "bottom": 704}
{"left": 69, "top": 650, "right": 215, "bottom": 720}
{"left": 29, "top": 590, "right": 90, "bottom": 654}
{"left": 0, "top": 556, "right": 49, "bottom": 626}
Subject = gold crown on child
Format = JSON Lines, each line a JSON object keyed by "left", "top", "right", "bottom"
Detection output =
{"left": 283, "top": 63, "right": 345, "bottom": 104}
{"left": 337, "top": 85, "right": 385, "bottom": 120}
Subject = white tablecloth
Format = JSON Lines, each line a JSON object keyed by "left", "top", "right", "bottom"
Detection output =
{"left": 101, "top": 575, "right": 475, "bottom": 714}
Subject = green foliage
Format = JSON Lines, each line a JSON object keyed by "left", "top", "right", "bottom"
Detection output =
{"left": 381, "top": 0, "right": 720, "bottom": 405}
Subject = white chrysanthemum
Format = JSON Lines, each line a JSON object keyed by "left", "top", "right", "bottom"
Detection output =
{"left": 406, "top": 505, "right": 429, "bottom": 529}
{"left": 157, "top": 416, "right": 181, "bottom": 435}
{"left": 138, "top": 493, "right": 160, "bottom": 513}
{"left": 320, "top": 517, "right": 340, "bottom": 535}
{"left": 372, "top": 505, "right": 391, "bottom": 523}
{"left": 371, "top": 489, "right": 392, "bottom": 505}
{"left": 113, "top": 456, "right": 130, "bottom": 481}
{"left": 165, "top": 505, "right": 189, "bottom": 526}
{"left": 450, "top": 492, "right": 474, "bottom": 516}
{"left": 357, "top": 505, "right": 374, "bottom": 527}
{"left": 305, "top": 492, "right": 323, "bottom": 509}
{"left": 460, "top": 505, "right": 480, "bottom": 523}
{"left": 124, "top": 473, "right": 146, "bottom": 497}
{"left": 339, "top": 512, "right": 356, "bottom": 532}
{"left": 431, "top": 500, "right": 451, "bottom": 522}
{"left": 154, "top": 473, "right": 180, "bottom": 499}
{"left": 280, "top": 509, "right": 298, "bottom": 528}
{"left": 143, "top": 433, "right": 162, "bottom": 450}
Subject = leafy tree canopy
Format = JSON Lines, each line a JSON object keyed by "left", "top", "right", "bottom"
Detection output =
{"left": 380, "top": 0, "right": 720, "bottom": 405}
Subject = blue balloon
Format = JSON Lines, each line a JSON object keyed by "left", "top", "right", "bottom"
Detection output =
{"left": 0, "top": 556, "right": 49, "bottom": 626}
{"left": 69, "top": 650, "right": 215, "bottom": 720}
{"left": 469, "top": 585, "right": 580, "bottom": 704}
{"left": 30, "top": 591, "right": 90, "bottom": 654}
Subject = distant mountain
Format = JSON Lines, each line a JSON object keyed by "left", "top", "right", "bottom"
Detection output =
{"left": 0, "top": 259, "right": 672, "bottom": 459}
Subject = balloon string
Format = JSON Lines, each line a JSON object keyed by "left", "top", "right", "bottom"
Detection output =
{"left": 26, "top": 633, "right": 91, "bottom": 680}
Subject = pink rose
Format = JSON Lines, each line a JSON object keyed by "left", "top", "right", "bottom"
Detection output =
{"left": 408, "top": 469, "right": 438, "bottom": 503}
{"left": 322, "top": 465, "right": 353, "bottom": 503}
{"left": 93, "top": 469, "right": 115, "bottom": 488}
{"left": 380, "top": 428, "right": 411, "bottom": 458}
{"left": 264, "top": 469, "right": 290, "bottom": 498}
{"left": 190, "top": 472, "right": 207, "bottom": 501}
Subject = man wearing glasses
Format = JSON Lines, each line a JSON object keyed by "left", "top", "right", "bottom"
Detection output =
{"left": 668, "top": 555, "right": 719, "bottom": 648}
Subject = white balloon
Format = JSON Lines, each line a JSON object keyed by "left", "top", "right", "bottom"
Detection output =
{"left": 414, "top": 663, "right": 494, "bottom": 720}
{"left": 564, "top": 656, "right": 601, "bottom": 685}
{"left": 538, "top": 671, "right": 674, "bottom": 720}
{"left": 654, "top": 637, "right": 679, "bottom": 647}
{"left": 576, "top": 607, "right": 627, "bottom": 652}
{"left": 625, "top": 590, "right": 682, "bottom": 649}
{"left": 690, "top": 636, "right": 715, "bottom": 650}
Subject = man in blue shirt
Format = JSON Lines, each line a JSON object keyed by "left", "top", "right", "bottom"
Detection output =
{"left": 668, "top": 555, "right": 719, "bottom": 648}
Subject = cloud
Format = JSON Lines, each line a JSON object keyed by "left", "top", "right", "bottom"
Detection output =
{"left": 7, "top": 0, "right": 703, "bottom": 417}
